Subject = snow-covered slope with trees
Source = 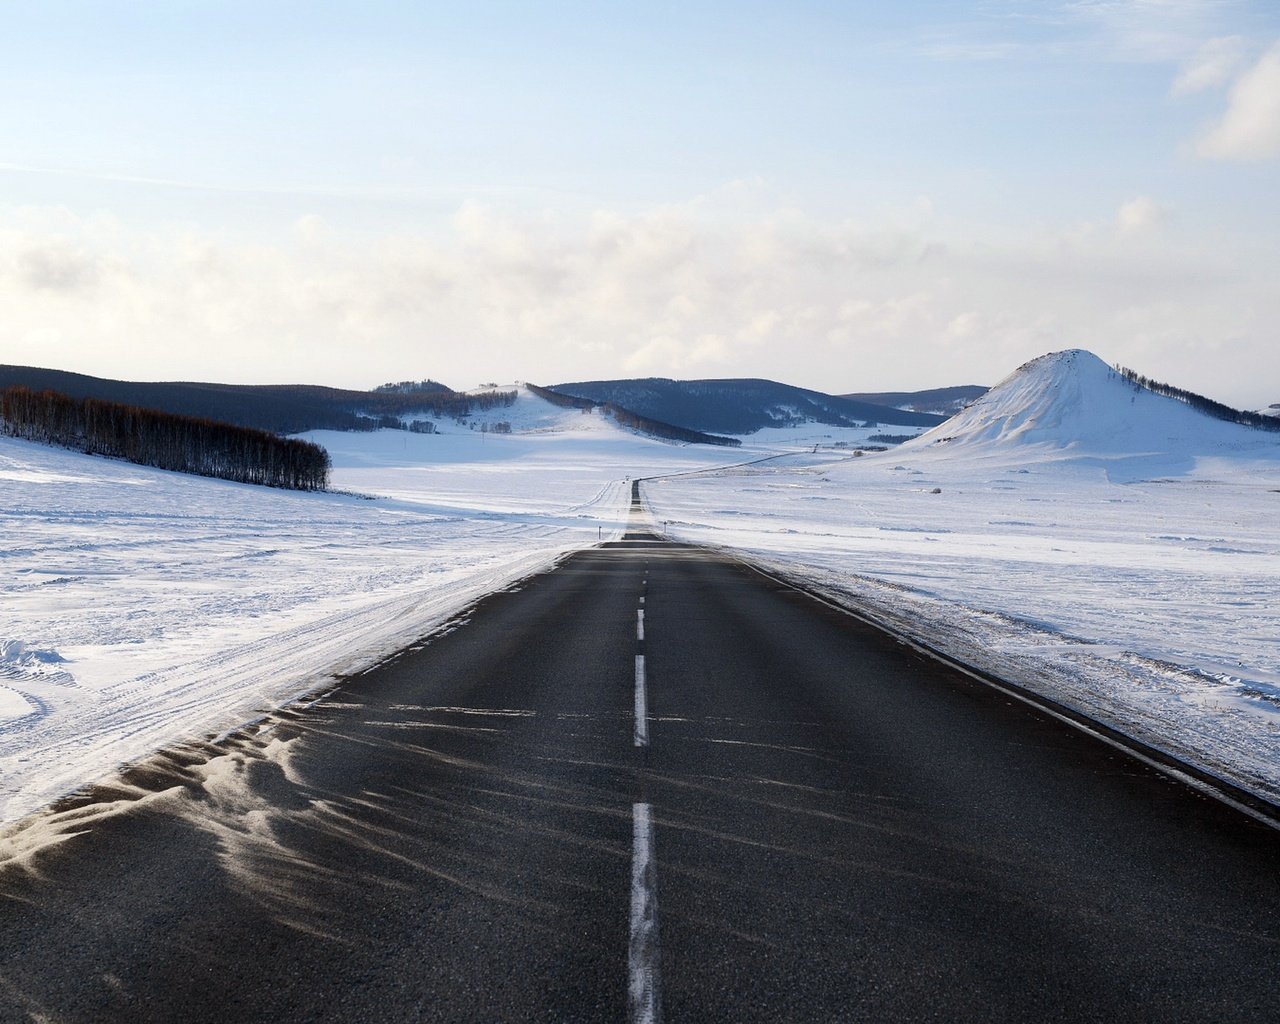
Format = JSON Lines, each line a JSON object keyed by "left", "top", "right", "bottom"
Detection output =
{"left": 914, "top": 349, "right": 1277, "bottom": 464}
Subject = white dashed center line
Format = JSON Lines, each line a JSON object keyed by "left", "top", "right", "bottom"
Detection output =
{"left": 634, "top": 654, "right": 649, "bottom": 747}
{"left": 629, "top": 801, "right": 662, "bottom": 1024}
{"left": 630, "top": 562, "right": 659, "bottom": 1021}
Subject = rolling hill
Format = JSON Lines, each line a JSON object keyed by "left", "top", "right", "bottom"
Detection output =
{"left": 0, "top": 366, "right": 741, "bottom": 448}
{"left": 842, "top": 385, "right": 988, "bottom": 417}
{"left": 0, "top": 365, "right": 464, "bottom": 434}
{"left": 549, "top": 377, "right": 944, "bottom": 435}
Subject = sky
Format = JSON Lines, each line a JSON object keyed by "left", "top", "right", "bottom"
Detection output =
{"left": 1, "top": 1, "right": 1278, "bottom": 405}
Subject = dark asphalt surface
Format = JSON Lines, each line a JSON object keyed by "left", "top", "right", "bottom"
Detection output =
{"left": 2, "top": 510, "right": 1279, "bottom": 1021}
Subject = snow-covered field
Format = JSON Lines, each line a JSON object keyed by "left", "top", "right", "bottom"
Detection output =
{"left": 0, "top": 389, "right": 741, "bottom": 825}
{"left": 646, "top": 352, "right": 1280, "bottom": 802}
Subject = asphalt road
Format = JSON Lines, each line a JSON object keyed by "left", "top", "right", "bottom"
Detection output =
{"left": 2, "top": 517, "right": 1279, "bottom": 1021}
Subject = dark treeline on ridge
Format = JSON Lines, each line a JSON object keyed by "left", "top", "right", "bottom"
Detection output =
{"left": 842, "top": 385, "right": 988, "bottom": 416}
{"left": 371, "top": 379, "right": 452, "bottom": 395}
{"left": 1, "top": 387, "right": 331, "bottom": 490}
{"left": 525, "top": 383, "right": 597, "bottom": 411}
{"left": 0, "top": 366, "right": 514, "bottom": 435}
{"left": 525, "top": 383, "right": 741, "bottom": 446}
{"left": 605, "top": 403, "right": 741, "bottom": 446}
{"left": 370, "top": 388, "right": 517, "bottom": 421}
{"left": 1117, "top": 366, "right": 1280, "bottom": 432}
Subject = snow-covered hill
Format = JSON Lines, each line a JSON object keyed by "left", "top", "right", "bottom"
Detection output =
{"left": 913, "top": 349, "right": 1275, "bottom": 452}
{"left": 905, "top": 349, "right": 1280, "bottom": 481}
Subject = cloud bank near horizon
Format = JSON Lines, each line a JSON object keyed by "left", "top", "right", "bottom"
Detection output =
{"left": 2, "top": 195, "right": 1274, "bottom": 407}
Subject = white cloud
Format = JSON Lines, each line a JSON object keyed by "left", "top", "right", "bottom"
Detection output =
{"left": 295, "top": 214, "right": 331, "bottom": 245}
{"left": 14, "top": 239, "right": 103, "bottom": 291}
{"left": 1197, "top": 40, "right": 1280, "bottom": 159}
{"left": 1116, "top": 195, "right": 1166, "bottom": 233}
{"left": 945, "top": 311, "right": 982, "bottom": 341}
{"left": 1171, "top": 35, "right": 1248, "bottom": 94}
{"left": 624, "top": 333, "right": 730, "bottom": 375}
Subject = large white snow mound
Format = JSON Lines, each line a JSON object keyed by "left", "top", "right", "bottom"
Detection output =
{"left": 909, "top": 349, "right": 1280, "bottom": 470}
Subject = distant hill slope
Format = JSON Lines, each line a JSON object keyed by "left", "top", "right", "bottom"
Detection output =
{"left": 842, "top": 385, "right": 987, "bottom": 417}
{"left": 525, "top": 383, "right": 740, "bottom": 446}
{"left": 905, "top": 350, "right": 1280, "bottom": 475}
{"left": 0, "top": 367, "right": 742, "bottom": 447}
{"left": 0, "top": 366, "right": 474, "bottom": 435}
{"left": 550, "top": 378, "right": 943, "bottom": 435}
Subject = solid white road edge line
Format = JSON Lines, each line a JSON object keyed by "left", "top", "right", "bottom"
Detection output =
{"left": 629, "top": 801, "right": 662, "bottom": 1024}
{"left": 740, "top": 559, "right": 1280, "bottom": 835}
{"left": 634, "top": 655, "right": 649, "bottom": 747}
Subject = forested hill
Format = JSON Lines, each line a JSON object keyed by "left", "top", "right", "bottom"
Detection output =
{"left": 549, "top": 378, "right": 944, "bottom": 435}
{"left": 0, "top": 366, "right": 483, "bottom": 435}
{"left": 1, "top": 386, "right": 330, "bottom": 490}
{"left": 842, "top": 385, "right": 988, "bottom": 417}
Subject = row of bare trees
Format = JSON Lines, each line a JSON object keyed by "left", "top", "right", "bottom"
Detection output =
{"left": 1, "top": 386, "right": 331, "bottom": 490}
{"left": 1116, "top": 366, "right": 1280, "bottom": 432}
{"left": 365, "top": 388, "right": 517, "bottom": 419}
{"left": 603, "top": 402, "right": 741, "bottom": 446}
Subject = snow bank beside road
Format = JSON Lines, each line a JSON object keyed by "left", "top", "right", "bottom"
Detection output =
{"left": 0, "top": 407, "right": 733, "bottom": 826}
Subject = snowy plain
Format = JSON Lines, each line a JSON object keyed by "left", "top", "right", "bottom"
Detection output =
{"left": 5, "top": 355, "right": 1280, "bottom": 829}
{"left": 0, "top": 389, "right": 751, "bottom": 826}
{"left": 646, "top": 351, "right": 1280, "bottom": 802}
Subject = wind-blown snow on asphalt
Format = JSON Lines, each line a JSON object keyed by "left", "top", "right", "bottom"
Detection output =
{"left": 0, "top": 388, "right": 736, "bottom": 825}
{"left": 647, "top": 351, "right": 1280, "bottom": 801}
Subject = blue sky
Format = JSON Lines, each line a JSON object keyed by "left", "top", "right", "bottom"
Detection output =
{"left": 2, "top": 1, "right": 1278, "bottom": 403}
